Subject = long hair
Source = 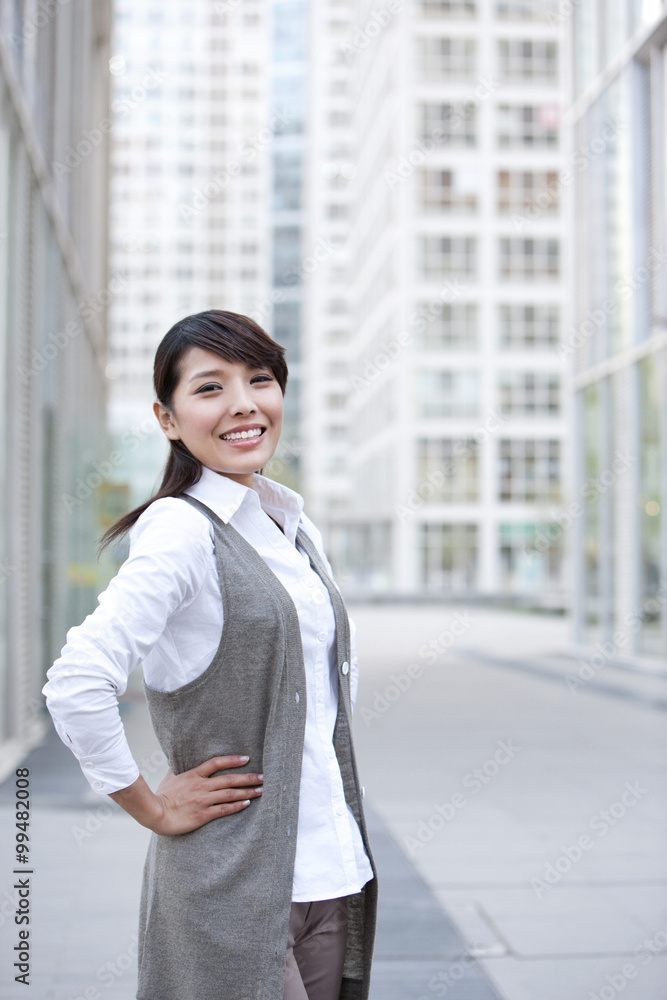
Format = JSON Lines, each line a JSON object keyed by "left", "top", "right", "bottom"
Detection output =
{"left": 98, "top": 310, "right": 288, "bottom": 553}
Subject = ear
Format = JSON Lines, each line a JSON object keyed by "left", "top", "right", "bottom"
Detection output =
{"left": 153, "top": 400, "right": 180, "bottom": 440}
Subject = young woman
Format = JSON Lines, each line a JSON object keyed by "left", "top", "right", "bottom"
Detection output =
{"left": 43, "top": 310, "right": 377, "bottom": 1000}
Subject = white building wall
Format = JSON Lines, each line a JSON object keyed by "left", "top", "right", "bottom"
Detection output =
{"left": 339, "top": 0, "right": 568, "bottom": 601}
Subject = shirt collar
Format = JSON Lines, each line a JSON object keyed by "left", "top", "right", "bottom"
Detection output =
{"left": 184, "top": 465, "right": 305, "bottom": 546}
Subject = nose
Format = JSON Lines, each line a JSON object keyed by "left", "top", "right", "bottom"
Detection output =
{"left": 226, "top": 376, "right": 256, "bottom": 415}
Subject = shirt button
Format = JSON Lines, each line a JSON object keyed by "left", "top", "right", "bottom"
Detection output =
{"left": 341, "top": 661, "right": 349, "bottom": 675}
{"left": 295, "top": 692, "right": 300, "bottom": 703}
{"left": 318, "top": 633, "right": 326, "bottom": 642}
{"left": 336, "top": 805, "right": 344, "bottom": 817}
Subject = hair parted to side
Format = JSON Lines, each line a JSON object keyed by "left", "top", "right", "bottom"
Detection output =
{"left": 98, "top": 309, "right": 288, "bottom": 554}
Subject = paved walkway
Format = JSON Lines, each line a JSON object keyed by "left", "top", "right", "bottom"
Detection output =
{"left": 1, "top": 603, "right": 665, "bottom": 999}
{"left": 351, "top": 604, "right": 667, "bottom": 1000}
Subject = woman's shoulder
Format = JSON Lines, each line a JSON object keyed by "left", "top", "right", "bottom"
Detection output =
{"left": 129, "top": 496, "right": 215, "bottom": 557}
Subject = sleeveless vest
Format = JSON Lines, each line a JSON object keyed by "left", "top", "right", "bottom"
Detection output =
{"left": 136, "top": 495, "right": 377, "bottom": 1000}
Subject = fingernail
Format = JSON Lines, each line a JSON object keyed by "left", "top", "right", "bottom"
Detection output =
{"left": 242, "top": 799, "right": 251, "bottom": 806}
{"left": 240, "top": 756, "right": 249, "bottom": 762}
{"left": 257, "top": 773, "right": 263, "bottom": 780}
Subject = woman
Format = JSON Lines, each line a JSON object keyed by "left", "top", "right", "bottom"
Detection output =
{"left": 43, "top": 310, "right": 377, "bottom": 1000}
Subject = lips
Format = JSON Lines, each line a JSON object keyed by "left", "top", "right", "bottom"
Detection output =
{"left": 219, "top": 427, "right": 266, "bottom": 447}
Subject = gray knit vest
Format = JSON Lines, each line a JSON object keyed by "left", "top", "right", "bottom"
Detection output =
{"left": 136, "top": 495, "right": 377, "bottom": 1000}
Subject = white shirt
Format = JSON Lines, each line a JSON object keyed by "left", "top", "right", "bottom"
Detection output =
{"left": 43, "top": 466, "right": 373, "bottom": 902}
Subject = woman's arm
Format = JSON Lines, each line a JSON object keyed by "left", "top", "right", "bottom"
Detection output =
{"left": 110, "top": 756, "right": 263, "bottom": 835}
{"left": 43, "top": 500, "right": 219, "bottom": 795}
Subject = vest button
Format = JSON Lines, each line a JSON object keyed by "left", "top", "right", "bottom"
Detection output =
{"left": 341, "top": 661, "right": 349, "bottom": 675}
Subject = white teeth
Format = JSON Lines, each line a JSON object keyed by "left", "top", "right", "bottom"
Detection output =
{"left": 222, "top": 427, "right": 263, "bottom": 441}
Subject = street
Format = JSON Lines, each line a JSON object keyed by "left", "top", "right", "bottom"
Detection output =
{"left": 0, "top": 604, "right": 665, "bottom": 999}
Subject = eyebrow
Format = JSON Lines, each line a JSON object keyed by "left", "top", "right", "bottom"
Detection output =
{"left": 187, "top": 366, "right": 270, "bottom": 383}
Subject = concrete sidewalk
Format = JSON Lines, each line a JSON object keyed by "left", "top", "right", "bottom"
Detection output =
{"left": 350, "top": 603, "right": 667, "bottom": 1000}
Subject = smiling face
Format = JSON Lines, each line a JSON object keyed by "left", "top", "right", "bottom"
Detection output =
{"left": 154, "top": 346, "right": 284, "bottom": 487}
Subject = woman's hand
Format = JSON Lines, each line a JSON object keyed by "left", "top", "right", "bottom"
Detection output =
{"left": 109, "top": 755, "right": 263, "bottom": 835}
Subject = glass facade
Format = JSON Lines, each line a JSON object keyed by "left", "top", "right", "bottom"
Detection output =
{"left": 572, "top": 1, "right": 667, "bottom": 657}
{"left": 0, "top": 3, "right": 112, "bottom": 772}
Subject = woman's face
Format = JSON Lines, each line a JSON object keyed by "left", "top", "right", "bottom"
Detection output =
{"left": 154, "top": 347, "right": 284, "bottom": 487}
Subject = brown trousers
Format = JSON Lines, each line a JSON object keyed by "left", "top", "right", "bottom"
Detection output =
{"left": 283, "top": 896, "right": 349, "bottom": 1000}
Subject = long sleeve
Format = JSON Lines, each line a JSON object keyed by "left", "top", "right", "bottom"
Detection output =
{"left": 43, "top": 499, "right": 212, "bottom": 794}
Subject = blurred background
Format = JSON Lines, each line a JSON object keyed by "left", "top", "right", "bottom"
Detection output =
{"left": 0, "top": 1, "right": 666, "bottom": 998}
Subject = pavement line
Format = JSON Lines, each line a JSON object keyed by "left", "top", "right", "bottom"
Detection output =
{"left": 458, "top": 649, "right": 667, "bottom": 713}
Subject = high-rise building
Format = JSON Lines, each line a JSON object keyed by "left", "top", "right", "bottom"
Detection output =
{"left": 570, "top": 0, "right": 667, "bottom": 658}
{"left": 107, "top": 0, "right": 311, "bottom": 503}
{"left": 325, "top": 0, "right": 568, "bottom": 599}
{"left": 108, "top": 0, "right": 278, "bottom": 503}
{"left": 297, "top": 0, "right": 356, "bottom": 519}
{"left": 0, "top": 2, "right": 112, "bottom": 778}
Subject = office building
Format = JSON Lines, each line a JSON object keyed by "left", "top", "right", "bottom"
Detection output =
{"left": 0, "top": 2, "right": 112, "bottom": 778}
{"left": 327, "top": 0, "right": 568, "bottom": 599}
{"left": 570, "top": 1, "right": 667, "bottom": 657}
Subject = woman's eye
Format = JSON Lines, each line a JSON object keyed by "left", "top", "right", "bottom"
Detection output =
{"left": 196, "top": 375, "right": 272, "bottom": 393}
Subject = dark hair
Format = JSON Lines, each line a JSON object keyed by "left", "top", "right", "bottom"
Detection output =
{"left": 98, "top": 310, "right": 288, "bottom": 553}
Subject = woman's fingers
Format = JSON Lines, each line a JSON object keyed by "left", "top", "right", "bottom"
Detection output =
{"left": 196, "top": 754, "right": 251, "bottom": 777}
{"left": 206, "top": 772, "right": 263, "bottom": 790}
{"left": 205, "top": 785, "right": 263, "bottom": 810}
{"left": 151, "top": 757, "right": 264, "bottom": 834}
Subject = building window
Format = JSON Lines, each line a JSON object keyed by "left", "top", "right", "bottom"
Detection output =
{"left": 420, "top": 102, "right": 477, "bottom": 147}
{"left": 416, "top": 438, "right": 479, "bottom": 502}
{"left": 414, "top": 302, "right": 478, "bottom": 349}
{"left": 499, "top": 304, "right": 559, "bottom": 349}
{"left": 326, "top": 392, "right": 348, "bottom": 410}
{"left": 420, "top": 0, "right": 476, "bottom": 16}
{"left": 499, "top": 371, "right": 561, "bottom": 416}
{"left": 420, "top": 170, "right": 478, "bottom": 213}
{"left": 273, "top": 1, "right": 307, "bottom": 61}
{"left": 328, "top": 110, "right": 350, "bottom": 127}
{"left": 499, "top": 439, "right": 561, "bottom": 502}
{"left": 639, "top": 355, "right": 662, "bottom": 653}
{"left": 498, "top": 104, "right": 559, "bottom": 148}
{"left": 326, "top": 328, "right": 348, "bottom": 344}
{"left": 499, "top": 523, "right": 562, "bottom": 594}
{"left": 498, "top": 40, "right": 558, "bottom": 82}
{"left": 420, "top": 524, "right": 478, "bottom": 591}
{"left": 497, "top": 170, "right": 560, "bottom": 216}
{"left": 419, "top": 236, "right": 477, "bottom": 279}
{"left": 416, "top": 369, "right": 480, "bottom": 417}
{"left": 416, "top": 37, "right": 476, "bottom": 81}
{"left": 273, "top": 150, "right": 302, "bottom": 211}
{"left": 272, "top": 74, "right": 306, "bottom": 134}
{"left": 273, "top": 226, "right": 301, "bottom": 285}
{"left": 327, "top": 298, "right": 348, "bottom": 314}
{"left": 327, "top": 424, "right": 347, "bottom": 440}
{"left": 496, "top": 1, "right": 558, "bottom": 20}
{"left": 273, "top": 301, "right": 301, "bottom": 361}
{"left": 499, "top": 238, "right": 559, "bottom": 281}
{"left": 327, "top": 203, "right": 349, "bottom": 219}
